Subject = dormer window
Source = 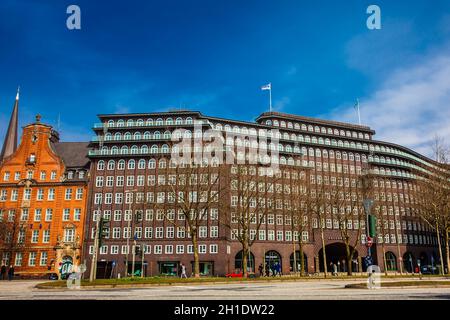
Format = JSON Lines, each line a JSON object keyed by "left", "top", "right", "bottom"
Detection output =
{"left": 67, "top": 171, "right": 74, "bottom": 179}
{"left": 79, "top": 171, "right": 85, "bottom": 179}
{"left": 27, "top": 170, "right": 34, "bottom": 180}
{"left": 28, "top": 153, "right": 36, "bottom": 164}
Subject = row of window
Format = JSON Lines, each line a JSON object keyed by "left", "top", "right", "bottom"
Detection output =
{"left": 0, "top": 208, "right": 82, "bottom": 223}
{"left": 92, "top": 209, "right": 219, "bottom": 222}
{"left": 2, "top": 170, "right": 58, "bottom": 182}
{"left": 0, "top": 188, "right": 83, "bottom": 202}
{"left": 104, "top": 117, "right": 194, "bottom": 128}
{"left": 92, "top": 226, "right": 219, "bottom": 240}
{"left": 262, "top": 119, "right": 371, "bottom": 140}
{"left": 15, "top": 228, "right": 76, "bottom": 244}
{"left": 89, "top": 243, "right": 219, "bottom": 255}
{"left": 3, "top": 251, "right": 49, "bottom": 267}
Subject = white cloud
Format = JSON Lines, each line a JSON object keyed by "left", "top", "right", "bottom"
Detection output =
{"left": 328, "top": 53, "right": 450, "bottom": 158}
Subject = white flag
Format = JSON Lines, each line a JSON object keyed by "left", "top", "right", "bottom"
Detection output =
{"left": 261, "top": 83, "right": 271, "bottom": 91}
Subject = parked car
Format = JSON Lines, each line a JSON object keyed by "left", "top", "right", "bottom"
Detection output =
{"left": 225, "top": 272, "right": 243, "bottom": 278}
{"left": 421, "top": 265, "right": 438, "bottom": 274}
{"left": 48, "top": 273, "right": 59, "bottom": 280}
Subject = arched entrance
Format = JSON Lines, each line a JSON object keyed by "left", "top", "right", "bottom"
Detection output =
{"left": 403, "top": 252, "right": 415, "bottom": 273}
{"left": 234, "top": 250, "right": 255, "bottom": 273}
{"left": 59, "top": 256, "right": 73, "bottom": 280}
{"left": 385, "top": 251, "right": 397, "bottom": 271}
{"left": 265, "top": 250, "right": 282, "bottom": 274}
{"left": 318, "top": 243, "right": 358, "bottom": 272}
{"left": 289, "top": 251, "right": 308, "bottom": 273}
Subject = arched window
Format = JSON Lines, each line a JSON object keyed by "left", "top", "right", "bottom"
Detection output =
{"left": 136, "top": 119, "right": 144, "bottom": 126}
{"left": 153, "top": 131, "right": 161, "bottom": 139}
{"left": 144, "top": 131, "right": 151, "bottom": 140}
{"left": 126, "top": 119, "right": 134, "bottom": 127}
{"left": 156, "top": 118, "right": 163, "bottom": 126}
{"left": 133, "top": 132, "right": 141, "bottom": 140}
{"left": 150, "top": 145, "right": 158, "bottom": 154}
{"left": 97, "top": 160, "right": 105, "bottom": 170}
{"left": 385, "top": 252, "right": 397, "bottom": 271}
{"left": 128, "top": 159, "right": 135, "bottom": 170}
{"left": 114, "top": 132, "right": 122, "bottom": 141}
{"left": 175, "top": 117, "right": 183, "bottom": 125}
{"left": 161, "top": 144, "right": 170, "bottom": 153}
{"left": 104, "top": 133, "right": 112, "bottom": 141}
{"left": 148, "top": 159, "right": 156, "bottom": 169}
{"left": 117, "top": 119, "right": 125, "bottom": 127}
{"left": 166, "top": 118, "right": 173, "bottom": 125}
{"left": 266, "top": 120, "right": 272, "bottom": 125}
{"left": 163, "top": 131, "right": 171, "bottom": 139}
{"left": 118, "top": 160, "right": 125, "bottom": 170}
{"left": 159, "top": 159, "right": 167, "bottom": 169}
{"left": 185, "top": 117, "right": 193, "bottom": 124}
{"left": 146, "top": 118, "right": 153, "bottom": 126}
{"left": 124, "top": 132, "right": 132, "bottom": 140}
{"left": 107, "top": 120, "right": 115, "bottom": 127}
{"left": 107, "top": 160, "right": 115, "bottom": 170}
{"left": 101, "top": 146, "right": 108, "bottom": 155}
{"left": 141, "top": 145, "right": 148, "bottom": 154}
{"left": 120, "top": 146, "right": 128, "bottom": 154}
{"left": 111, "top": 146, "right": 119, "bottom": 155}
{"left": 234, "top": 250, "right": 255, "bottom": 273}
{"left": 130, "top": 145, "right": 138, "bottom": 154}
{"left": 138, "top": 159, "right": 146, "bottom": 169}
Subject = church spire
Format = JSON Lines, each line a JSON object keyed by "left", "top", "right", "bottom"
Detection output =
{"left": 0, "top": 87, "right": 20, "bottom": 162}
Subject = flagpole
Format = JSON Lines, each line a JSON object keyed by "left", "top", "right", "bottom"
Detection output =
{"left": 269, "top": 84, "right": 272, "bottom": 112}
{"left": 356, "top": 98, "right": 361, "bottom": 125}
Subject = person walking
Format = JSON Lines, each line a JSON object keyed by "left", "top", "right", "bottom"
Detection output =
{"left": 332, "top": 263, "right": 338, "bottom": 276}
{"left": 7, "top": 265, "right": 14, "bottom": 281}
{"left": 258, "top": 263, "right": 264, "bottom": 277}
{"left": 0, "top": 264, "right": 6, "bottom": 280}
{"left": 180, "top": 263, "right": 187, "bottom": 278}
{"left": 265, "top": 263, "right": 270, "bottom": 277}
{"left": 270, "top": 263, "right": 276, "bottom": 277}
{"left": 277, "top": 262, "right": 282, "bottom": 277}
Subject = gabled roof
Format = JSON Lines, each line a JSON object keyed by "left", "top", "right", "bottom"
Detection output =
{"left": 51, "top": 142, "right": 90, "bottom": 168}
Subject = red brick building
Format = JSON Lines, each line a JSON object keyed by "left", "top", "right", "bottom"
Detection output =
{"left": 0, "top": 91, "right": 89, "bottom": 278}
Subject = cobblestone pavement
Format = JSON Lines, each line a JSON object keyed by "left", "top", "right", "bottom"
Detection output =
{"left": 0, "top": 279, "right": 449, "bottom": 300}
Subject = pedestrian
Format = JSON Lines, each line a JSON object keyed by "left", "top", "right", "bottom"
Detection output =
{"left": 265, "top": 264, "right": 270, "bottom": 277}
{"left": 258, "top": 263, "right": 263, "bottom": 277}
{"left": 276, "top": 262, "right": 282, "bottom": 276}
{"left": 271, "top": 263, "right": 276, "bottom": 277}
{"left": 180, "top": 263, "right": 187, "bottom": 278}
{"left": 0, "top": 264, "right": 6, "bottom": 280}
{"left": 333, "top": 263, "right": 338, "bottom": 276}
{"left": 7, "top": 265, "right": 14, "bottom": 281}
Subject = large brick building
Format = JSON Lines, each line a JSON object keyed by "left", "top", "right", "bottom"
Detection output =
{"left": 83, "top": 110, "right": 440, "bottom": 278}
{"left": 0, "top": 91, "right": 90, "bottom": 278}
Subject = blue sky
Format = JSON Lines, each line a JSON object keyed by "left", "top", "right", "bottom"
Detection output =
{"left": 1, "top": 0, "right": 450, "bottom": 157}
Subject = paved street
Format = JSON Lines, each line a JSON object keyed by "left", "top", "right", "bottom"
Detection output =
{"left": 0, "top": 279, "right": 450, "bottom": 300}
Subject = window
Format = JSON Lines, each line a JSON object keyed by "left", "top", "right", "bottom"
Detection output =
{"left": 76, "top": 188, "right": 83, "bottom": 200}
{"left": 3, "top": 171, "right": 10, "bottom": 181}
{"left": 63, "top": 209, "right": 70, "bottom": 221}
{"left": 65, "top": 188, "right": 72, "bottom": 200}
{"left": 176, "top": 245, "right": 184, "bottom": 254}
{"left": 14, "top": 253, "right": 22, "bottom": 266}
{"left": 45, "top": 209, "right": 53, "bottom": 221}
{"left": 64, "top": 229, "right": 75, "bottom": 242}
{"left": 36, "top": 189, "right": 44, "bottom": 201}
{"left": 50, "top": 171, "right": 57, "bottom": 180}
{"left": 31, "top": 230, "right": 39, "bottom": 243}
{"left": 199, "top": 244, "right": 207, "bottom": 254}
{"left": 34, "top": 209, "right": 42, "bottom": 222}
{"left": 40, "top": 252, "right": 48, "bottom": 266}
{"left": 23, "top": 189, "right": 31, "bottom": 200}
{"left": 28, "top": 252, "right": 37, "bottom": 266}
{"left": 48, "top": 188, "right": 55, "bottom": 201}
{"left": 43, "top": 230, "right": 50, "bottom": 243}
{"left": 210, "top": 244, "right": 218, "bottom": 254}
{"left": 74, "top": 208, "right": 81, "bottom": 221}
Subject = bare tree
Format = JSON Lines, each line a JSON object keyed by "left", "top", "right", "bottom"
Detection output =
{"left": 413, "top": 137, "right": 450, "bottom": 275}
{"left": 167, "top": 159, "right": 224, "bottom": 278}
{"left": 221, "top": 164, "right": 279, "bottom": 277}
